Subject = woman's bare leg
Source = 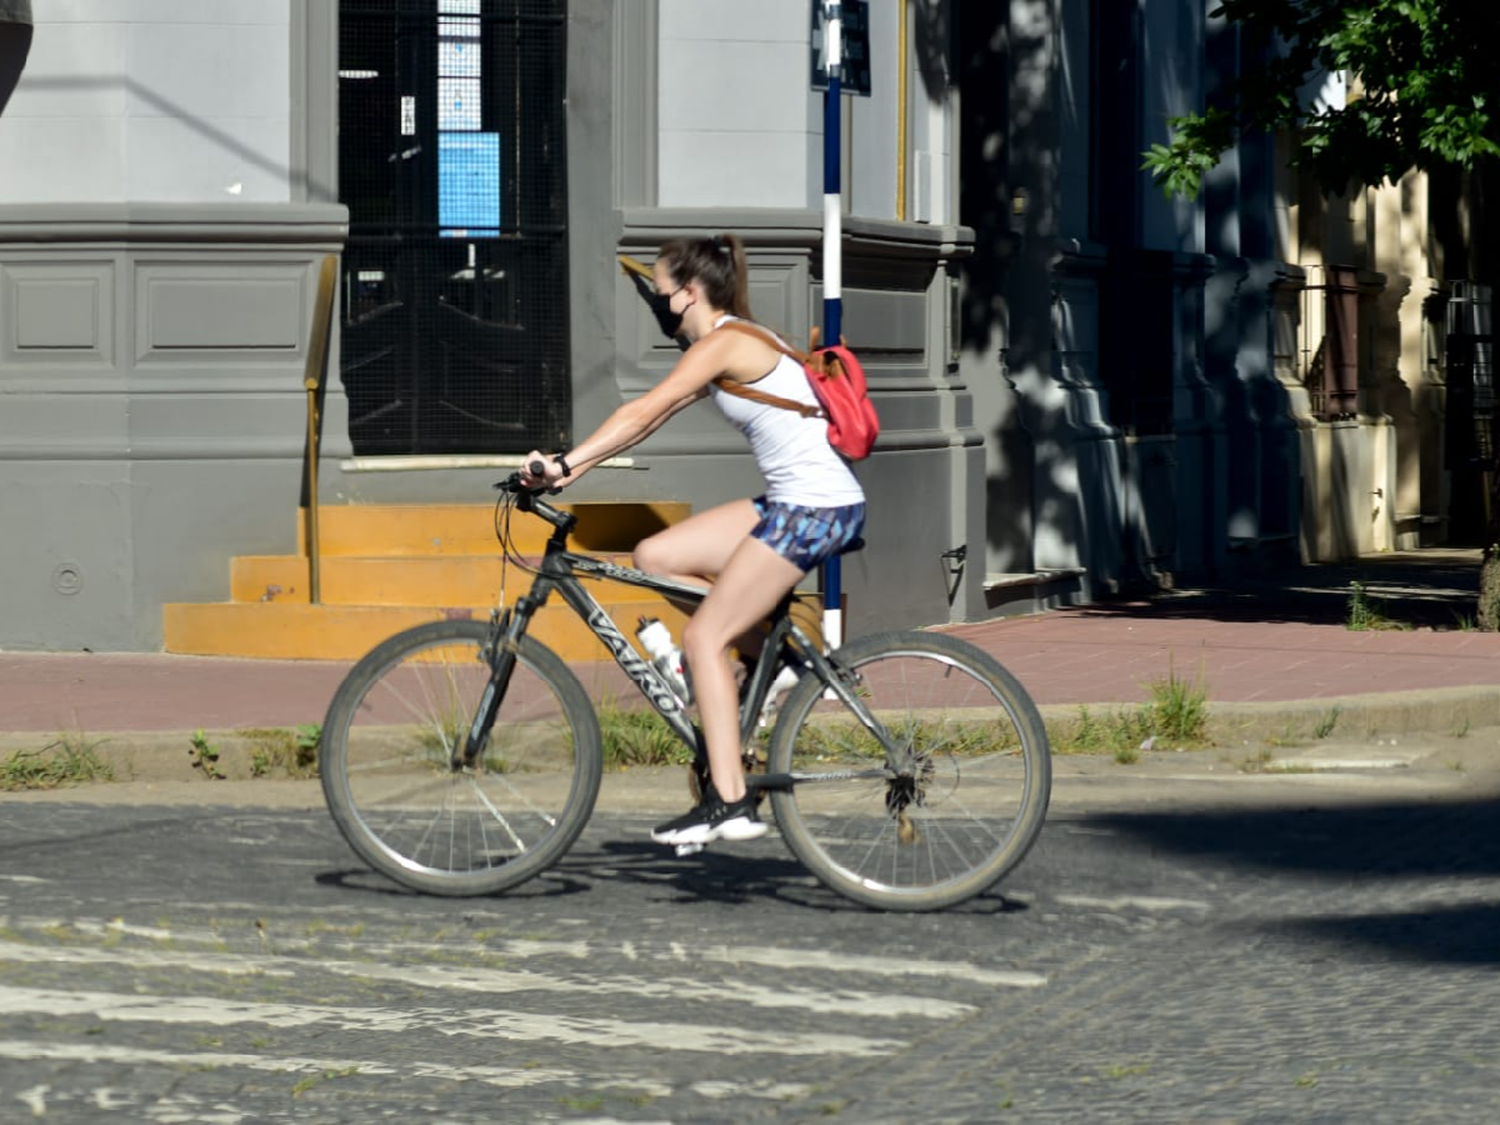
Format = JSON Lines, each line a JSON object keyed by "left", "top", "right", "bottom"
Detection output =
{"left": 634, "top": 498, "right": 772, "bottom": 662}
{"left": 633, "top": 499, "right": 759, "bottom": 585}
{"left": 680, "top": 536, "right": 805, "bottom": 803}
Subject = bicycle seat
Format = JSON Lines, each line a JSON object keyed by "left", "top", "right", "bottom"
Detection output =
{"left": 837, "top": 536, "right": 865, "bottom": 556}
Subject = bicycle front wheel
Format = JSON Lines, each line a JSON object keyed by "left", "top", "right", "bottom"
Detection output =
{"left": 767, "top": 631, "right": 1051, "bottom": 911}
{"left": 320, "top": 620, "right": 602, "bottom": 896}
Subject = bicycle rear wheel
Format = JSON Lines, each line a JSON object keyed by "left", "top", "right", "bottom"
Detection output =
{"left": 321, "top": 619, "right": 602, "bottom": 896}
{"left": 767, "top": 631, "right": 1050, "bottom": 911}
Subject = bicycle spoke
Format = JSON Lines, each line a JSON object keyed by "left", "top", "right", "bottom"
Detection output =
{"left": 322, "top": 622, "right": 601, "bottom": 896}
{"left": 769, "top": 631, "right": 1051, "bottom": 911}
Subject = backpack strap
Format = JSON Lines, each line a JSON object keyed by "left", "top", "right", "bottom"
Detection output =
{"left": 710, "top": 320, "right": 823, "bottom": 418}
{"left": 713, "top": 318, "right": 809, "bottom": 362}
{"left": 713, "top": 377, "right": 824, "bottom": 417}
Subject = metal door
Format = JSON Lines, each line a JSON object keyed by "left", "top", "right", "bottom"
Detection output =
{"left": 338, "top": 0, "right": 570, "bottom": 456}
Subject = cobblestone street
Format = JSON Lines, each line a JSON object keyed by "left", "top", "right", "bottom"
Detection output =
{"left": 2, "top": 763, "right": 1498, "bottom": 1122}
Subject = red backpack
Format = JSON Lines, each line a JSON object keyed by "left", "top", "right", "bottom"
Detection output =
{"left": 712, "top": 320, "right": 880, "bottom": 461}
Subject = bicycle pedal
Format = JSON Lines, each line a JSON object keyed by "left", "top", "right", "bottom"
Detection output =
{"left": 674, "top": 841, "right": 706, "bottom": 857}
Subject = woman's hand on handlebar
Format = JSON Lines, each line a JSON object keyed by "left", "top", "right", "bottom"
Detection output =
{"left": 519, "top": 451, "right": 566, "bottom": 491}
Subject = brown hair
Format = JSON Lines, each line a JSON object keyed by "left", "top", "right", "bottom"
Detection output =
{"left": 656, "top": 233, "right": 751, "bottom": 318}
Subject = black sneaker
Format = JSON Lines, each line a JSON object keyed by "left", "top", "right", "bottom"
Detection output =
{"left": 651, "top": 793, "right": 769, "bottom": 847}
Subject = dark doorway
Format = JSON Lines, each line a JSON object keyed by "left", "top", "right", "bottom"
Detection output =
{"left": 337, "top": 0, "right": 570, "bottom": 456}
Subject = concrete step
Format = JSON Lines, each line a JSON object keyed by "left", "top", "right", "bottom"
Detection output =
{"left": 163, "top": 500, "right": 695, "bottom": 660}
{"left": 298, "top": 501, "right": 690, "bottom": 557}
{"left": 229, "top": 553, "right": 647, "bottom": 608}
{"left": 161, "top": 599, "right": 693, "bottom": 662}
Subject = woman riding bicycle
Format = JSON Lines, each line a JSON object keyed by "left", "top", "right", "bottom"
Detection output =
{"left": 521, "top": 234, "right": 866, "bottom": 848}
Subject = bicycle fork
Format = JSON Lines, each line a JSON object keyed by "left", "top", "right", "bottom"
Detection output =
{"left": 455, "top": 603, "right": 531, "bottom": 770}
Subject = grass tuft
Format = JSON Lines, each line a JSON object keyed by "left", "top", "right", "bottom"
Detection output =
{"left": 1346, "top": 581, "right": 1408, "bottom": 632}
{"left": 243, "top": 724, "right": 321, "bottom": 779}
{"left": 0, "top": 731, "right": 114, "bottom": 791}
{"left": 1047, "top": 663, "right": 1209, "bottom": 757}
{"left": 1312, "top": 706, "right": 1341, "bottom": 740}
{"left": 596, "top": 692, "right": 693, "bottom": 770}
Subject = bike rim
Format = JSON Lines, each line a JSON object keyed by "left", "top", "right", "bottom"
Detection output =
{"left": 334, "top": 631, "right": 591, "bottom": 885}
{"left": 772, "top": 643, "right": 1045, "bottom": 906}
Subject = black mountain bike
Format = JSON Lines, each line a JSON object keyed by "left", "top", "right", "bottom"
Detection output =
{"left": 320, "top": 473, "right": 1051, "bottom": 911}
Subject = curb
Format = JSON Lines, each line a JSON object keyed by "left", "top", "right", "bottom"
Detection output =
{"left": 1036, "top": 684, "right": 1500, "bottom": 748}
{"left": 4, "top": 685, "right": 1498, "bottom": 792}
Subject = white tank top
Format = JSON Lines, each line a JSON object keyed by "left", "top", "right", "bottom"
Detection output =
{"left": 706, "top": 317, "right": 866, "bottom": 508}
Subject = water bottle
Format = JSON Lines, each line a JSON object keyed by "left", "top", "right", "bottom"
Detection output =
{"left": 636, "top": 617, "right": 692, "bottom": 705}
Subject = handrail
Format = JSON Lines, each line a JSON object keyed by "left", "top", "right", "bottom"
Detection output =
{"left": 617, "top": 253, "right": 653, "bottom": 280}
{"left": 303, "top": 255, "right": 338, "bottom": 605}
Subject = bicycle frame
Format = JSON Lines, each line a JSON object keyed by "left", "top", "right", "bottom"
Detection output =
{"left": 466, "top": 486, "right": 898, "bottom": 789}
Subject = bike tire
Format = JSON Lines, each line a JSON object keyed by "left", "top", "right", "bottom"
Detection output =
{"left": 767, "top": 630, "right": 1051, "bottom": 911}
{"left": 320, "top": 619, "right": 603, "bottom": 896}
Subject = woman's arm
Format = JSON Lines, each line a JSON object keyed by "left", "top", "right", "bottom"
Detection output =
{"left": 523, "top": 328, "right": 766, "bottom": 487}
{"left": 556, "top": 385, "right": 706, "bottom": 480}
{"left": 522, "top": 321, "right": 780, "bottom": 489}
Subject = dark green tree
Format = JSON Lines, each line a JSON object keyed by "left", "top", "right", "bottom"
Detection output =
{"left": 1146, "top": 0, "right": 1500, "bottom": 627}
{"left": 1143, "top": 0, "right": 1499, "bottom": 198}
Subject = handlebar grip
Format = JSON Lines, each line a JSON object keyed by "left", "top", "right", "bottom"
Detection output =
{"left": 528, "top": 459, "right": 547, "bottom": 478}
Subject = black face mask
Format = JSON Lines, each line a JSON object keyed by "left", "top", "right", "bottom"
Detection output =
{"left": 647, "top": 291, "right": 684, "bottom": 340}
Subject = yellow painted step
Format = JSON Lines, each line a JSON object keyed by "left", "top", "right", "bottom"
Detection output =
{"left": 299, "top": 501, "right": 690, "bottom": 557}
{"left": 230, "top": 553, "right": 650, "bottom": 608}
{"left": 162, "top": 600, "right": 693, "bottom": 662}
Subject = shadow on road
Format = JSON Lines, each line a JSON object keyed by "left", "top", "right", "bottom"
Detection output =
{"left": 554, "top": 838, "right": 1029, "bottom": 917}
{"left": 1089, "top": 794, "right": 1500, "bottom": 965}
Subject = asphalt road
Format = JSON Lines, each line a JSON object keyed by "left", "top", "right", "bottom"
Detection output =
{"left": 2, "top": 759, "right": 1499, "bottom": 1123}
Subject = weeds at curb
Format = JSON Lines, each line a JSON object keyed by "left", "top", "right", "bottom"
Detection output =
{"left": 0, "top": 731, "right": 115, "bottom": 791}
{"left": 244, "top": 724, "right": 322, "bottom": 779}
{"left": 1046, "top": 663, "right": 1209, "bottom": 759}
{"left": 1313, "top": 706, "right": 1341, "bottom": 740}
{"left": 596, "top": 693, "right": 693, "bottom": 770}
{"left": 189, "top": 730, "right": 225, "bottom": 780}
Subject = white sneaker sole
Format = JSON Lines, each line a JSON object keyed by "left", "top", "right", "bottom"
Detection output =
{"left": 652, "top": 815, "right": 768, "bottom": 847}
{"left": 717, "top": 817, "right": 769, "bottom": 842}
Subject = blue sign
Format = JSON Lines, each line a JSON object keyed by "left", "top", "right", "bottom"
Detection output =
{"left": 438, "top": 131, "right": 501, "bottom": 237}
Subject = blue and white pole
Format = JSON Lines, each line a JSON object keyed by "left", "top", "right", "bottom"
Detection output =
{"left": 821, "top": 0, "right": 844, "bottom": 652}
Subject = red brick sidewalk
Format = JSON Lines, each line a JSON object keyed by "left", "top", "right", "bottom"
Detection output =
{"left": 941, "top": 609, "right": 1500, "bottom": 705}
{"left": 5, "top": 607, "right": 1500, "bottom": 736}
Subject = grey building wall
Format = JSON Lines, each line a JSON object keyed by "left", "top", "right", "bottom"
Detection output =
{"left": 0, "top": 1, "right": 346, "bottom": 652}
{"left": 0, "top": 0, "right": 986, "bottom": 652}
{"left": 326, "top": 0, "right": 982, "bottom": 637}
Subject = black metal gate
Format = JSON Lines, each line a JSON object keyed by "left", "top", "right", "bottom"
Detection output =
{"left": 338, "top": 0, "right": 570, "bottom": 456}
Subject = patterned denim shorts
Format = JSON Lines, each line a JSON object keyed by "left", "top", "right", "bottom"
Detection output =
{"left": 750, "top": 496, "right": 866, "bottom": 572}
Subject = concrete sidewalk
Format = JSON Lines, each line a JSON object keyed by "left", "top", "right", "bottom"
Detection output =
{"left": 3, "top": 548, "right": 1498, "bottom": 779}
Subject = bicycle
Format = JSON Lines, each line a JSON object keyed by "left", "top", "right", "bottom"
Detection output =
{"left": 320, "top": 471, "right": 1052, "bottom": 911}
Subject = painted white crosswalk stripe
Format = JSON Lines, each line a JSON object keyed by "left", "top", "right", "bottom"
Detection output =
{"left": 0, "top": 941, "right": 978, "bottom": 1019}
{"left": 0, "top": 1039, "right": 591, "bottom": 1092}
{"left": 0, "top": 985, "right": 907, "bottom": 1057}
{"left": 1, "top": 905, "right": 1053, "bottom": 1117}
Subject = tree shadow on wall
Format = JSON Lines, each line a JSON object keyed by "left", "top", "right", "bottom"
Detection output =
{"left": 953, "top": 3, "right": 1041, "bottom": 578}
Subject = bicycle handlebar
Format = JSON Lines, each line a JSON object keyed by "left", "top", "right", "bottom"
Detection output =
{"left": 493, "top": 468, "right": 576, "bottom": 535}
